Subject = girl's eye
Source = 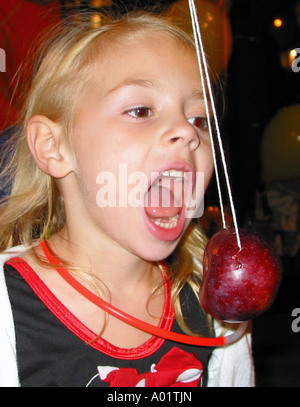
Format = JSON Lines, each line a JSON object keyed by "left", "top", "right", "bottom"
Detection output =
{"left": 188, "top": 117, "right": 208, "bottom": 129}
{"left": 126, "top": 107, "right": 152, "bottom": 119}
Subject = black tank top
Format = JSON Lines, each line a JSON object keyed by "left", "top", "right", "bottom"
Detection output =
{"left": 4, "top": 259, "right": 213, "bottom": 387}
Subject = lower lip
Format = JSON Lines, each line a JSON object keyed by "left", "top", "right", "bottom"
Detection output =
{"left": 143, "top": 205, "right": 187, "bottom": 242}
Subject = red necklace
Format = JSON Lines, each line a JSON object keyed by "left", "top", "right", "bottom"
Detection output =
{"left": 40, "top": 240, "right": 227, "bottom": 347}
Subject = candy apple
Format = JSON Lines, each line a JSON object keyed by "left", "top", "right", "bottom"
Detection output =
{"left": 199, "top": 228, "right": 282, "bottom": 322}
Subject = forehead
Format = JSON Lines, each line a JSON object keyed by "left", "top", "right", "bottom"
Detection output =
{"left": 105, "top": 30, "right": 195, "bottom": 64}
{"left": 88, "top": 32, "right": 200, "bottom": 92}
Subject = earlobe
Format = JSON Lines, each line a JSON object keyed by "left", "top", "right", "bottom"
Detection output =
{"left": 27, "top": 115, "right": 73, "bottom": 178}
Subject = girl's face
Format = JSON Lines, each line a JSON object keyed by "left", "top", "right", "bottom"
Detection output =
{"left": 68, "top": 32, "right": 214, "bottom": 261}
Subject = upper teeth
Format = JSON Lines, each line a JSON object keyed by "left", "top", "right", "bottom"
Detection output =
{"left": 161, "top": 169, "right": 186, "bottom": 179}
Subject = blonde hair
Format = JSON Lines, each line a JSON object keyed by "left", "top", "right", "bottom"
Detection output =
{"left": 0, "top": 11, "right": 210, "bottom": 336}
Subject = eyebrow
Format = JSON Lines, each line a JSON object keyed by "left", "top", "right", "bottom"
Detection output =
{"left": 105, "top": 77, "right": 204, "bottom": 100}
{"left": 106, "top": 78, "right": 160, "bottom": 95}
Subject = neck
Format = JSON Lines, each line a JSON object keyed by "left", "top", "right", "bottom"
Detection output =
{"left": 49, "top": 225, "right": 156, "bottom": 291}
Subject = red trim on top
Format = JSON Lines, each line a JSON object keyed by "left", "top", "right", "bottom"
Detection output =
{"left": 6, "top": 257, "right": 175, "bottom": 360}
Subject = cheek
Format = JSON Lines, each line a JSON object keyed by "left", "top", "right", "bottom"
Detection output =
{"left": 197, "top": 143, "right": 214, "bottom": 188}
{"left": 73, "top": 148, "right": 145, "bottom": 221}
{"left": 72, "top": 134, "right": 117, "bottom": 193}
{"left": 205, "top": 161, "right": 214, "bottom": 190}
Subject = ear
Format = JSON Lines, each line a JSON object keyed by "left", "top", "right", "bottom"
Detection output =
{"left": 27, "top": 115, "right": 73, "bottom": 178}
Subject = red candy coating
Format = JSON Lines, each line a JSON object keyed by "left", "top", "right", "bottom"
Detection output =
{"left": 199, "top": 228, "right": 282, "bottom": 322}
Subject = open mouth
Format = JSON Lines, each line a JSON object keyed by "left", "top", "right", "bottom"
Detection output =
{"left": 143, "top": 168, "right": 194, "bottom": 241}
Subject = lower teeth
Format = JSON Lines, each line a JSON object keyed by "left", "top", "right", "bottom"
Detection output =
{"left": 153, "top": 215, "right": 179, "bottom": 229}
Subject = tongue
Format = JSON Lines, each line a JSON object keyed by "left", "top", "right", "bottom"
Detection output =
{"left": 145, "top": 185, "right": 181, "bottom": 219}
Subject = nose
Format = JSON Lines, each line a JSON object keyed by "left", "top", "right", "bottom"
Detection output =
{"left": 161, "top": 118, "right": 200, "bottom": 152}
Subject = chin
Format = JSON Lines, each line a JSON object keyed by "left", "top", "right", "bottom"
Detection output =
{"left": 134, "top": 223, "right": 191, "bottom": 263}
{"left": 124, "top": 235, "right": 173, "bottom": 263}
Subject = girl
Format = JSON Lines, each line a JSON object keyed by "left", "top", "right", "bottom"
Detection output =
{"left": 0, "top": 12, "right": 254, "bottom": 387}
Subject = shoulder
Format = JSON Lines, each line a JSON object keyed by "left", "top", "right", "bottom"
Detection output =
{"left": 0, "top": 245, "right": 26, "bottom": 263}
{"left": 207, "top": 320, "right": 255, "bottom": 387}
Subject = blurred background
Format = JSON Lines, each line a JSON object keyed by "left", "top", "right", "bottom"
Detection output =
{"left": 1, "top": 0, "right": 299, "bottom": 387}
